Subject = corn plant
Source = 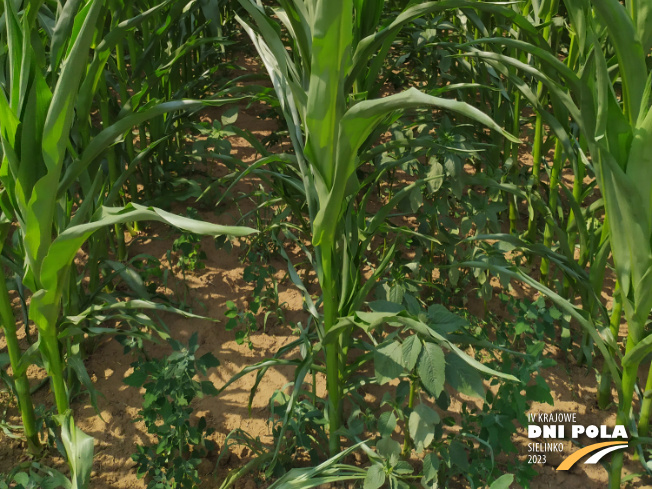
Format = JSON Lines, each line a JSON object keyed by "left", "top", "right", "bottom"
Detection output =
{"left": 0, "top": 0, "right": 254, "bottom": 482}
{"left": 524, "top": 0, "right": 561, "bottom": 241}
{"left": 101, "top": 0, "right": 233, "bottom": 203}
{"left": 229, "top": 0, "right": 530, "bottom": 467}
{"left": 460, "top": 0, "right": 652, "bottom": 485}
{"left": 0, "top": 218, "right": 39, "bottom": 455}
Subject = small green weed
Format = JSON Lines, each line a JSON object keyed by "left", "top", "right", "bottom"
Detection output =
{"left": 224, "top": 258, "right": 287, "bottom": 349}
{"left": 125, "top": 334, "right": 219, "bottom": 489}
{"left": 451, "top": 295, "right": 557, "bottom": 488}
{"left": 243, "top": 261, "right": 286, "bottom": 330}
{"left": 225, "top": 300, "right": 257, "bottom": 349}
{"left": 170, "top": 208, "right": 207, "bottom": 272}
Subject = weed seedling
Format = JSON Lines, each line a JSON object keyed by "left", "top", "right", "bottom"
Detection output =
{"left": 171, "top": 208, "right": 208, "bottom": 272}
{"left": 125, "top": 334, "right": 219, "bottom": 489}
{"left": 224, "top": 300, "right": 257, "bottom": 349}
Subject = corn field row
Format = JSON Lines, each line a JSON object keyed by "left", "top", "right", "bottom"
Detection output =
{"left": 0, "top": 0, "right": 650, "bottom": 488}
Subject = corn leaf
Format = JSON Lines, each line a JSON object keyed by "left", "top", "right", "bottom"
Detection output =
{"left": 348, "top": 0, "right": 546, "bottom": 91}
{"left": 56, "top": 415, "right": 94, "bottom": 489}
{"left": 591, "top": 145, "right": 652, "bottom": 341}
{"left": 42, "top": 0, "right": 103, "bottom": 174}
{"left": 626, "top": 100, "right": 652, "bottom": 230}
{"left": 303, "top": 0, "right": 353, "bottom": 188}
{"left": 591, "top": 0, "right": 647, "bottom": 124}
{"left": 41, "top": 202, "right": 255, "bottom": 293}
{"left": 49, "top": 0, "right": 84, "bottom": 75}
{"left": 634, "top": 0, "right": 652, "bottom": 52}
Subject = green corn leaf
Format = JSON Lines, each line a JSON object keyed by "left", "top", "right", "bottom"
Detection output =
{"left": 236, "top": 0, "right": 297, "bottom": 84}
{"left": 67, "top": 353, "right": 102, "bottom": 414}
{"left": 101, "top": 260, "right": 153, "bottom": 299}
{"left": 3, "top": 0, "right": 24, "bottom": 110}
{"left": 49, "top": 0, "right": 84, "bottom": 75}
{"left": 303, "top": 0, "right": 353, "bottom": 188}
{"left": 271, "top": 355, "right": 312, "bottom": 466}
{"left": 276, "top": 0, "right": 312, "bottom": 68}
{"left": 465, "top": 47, "right": 581, "bottom": 168}
{"left": 626, "top": 101, "right": 652, "bottom": 231}
{"left": 464, "top": 43, "right": 582, "bottom": 121}
{"left": 633, "top": 0, "right": 652, "bottom": 52}
{"left": 22, "top": 171, "right": 61, "bottom": 289}
{"left": 42, "top": 0, "right": 104, "bottom": 175}
{"left": 0, "top": 89, "right": 21, "bottom": 184}
{"left": 61, "top": 298, "right": 219, "bottom": 330}
{"left": 40, "top": 202, "right": 255, "bottom": 292}
{"left": 561, "top": 0, "right": 589, "bottom": 52}
{"left": 55, "top": 414, "right": 94, "bottom": 489}
{"left": 17, "top": 65, "right": 50, "bottom": 205}
{"left": 265, "top": 444, "right": 366, "bottom": 489}
{"left": 591, "top": 145, "right": 652, "bottom": 340}
{"left": 622, "top": 334, "right": 652, "bottom": 368}
{"left": 15, "top": 0, "right": 104, "bottom": 285}
{"left": 28, "top": 203, "right": 256, "bottom": 330}
{"left": 349, "top": 0, "right": 546, "bottom": 91}
{"left": 76, "top": 0, "right": 175, "bottom": 121}
{"left": 591, "top": 0, "right": 648, "bottom": 124}
{"left": 353, "top": 0, "right": 383, "bottom": 41}
{"left": 587, "top": 31, "right": 634, "bottom": 171}
{"left": 17, "top": 11, "right": 33, "bottom": 116}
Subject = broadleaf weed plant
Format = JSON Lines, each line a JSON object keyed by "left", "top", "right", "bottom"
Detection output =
{"left": 125, "top": 333, "right": 219, "bottom": 489}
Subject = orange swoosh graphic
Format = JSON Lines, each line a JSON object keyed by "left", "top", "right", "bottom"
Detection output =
{"left": 557, "top": 441, "right": 627, "bottom": 470}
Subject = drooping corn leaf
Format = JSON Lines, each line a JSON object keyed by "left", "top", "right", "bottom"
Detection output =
{"left": 40, "top": 203, "right": 255, "bottom": 293}
{"left": 29, "top": 203, "right": 255, "bottom": 341}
